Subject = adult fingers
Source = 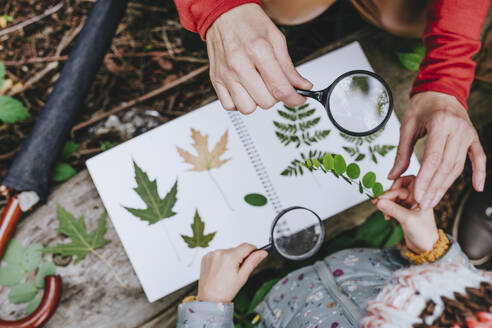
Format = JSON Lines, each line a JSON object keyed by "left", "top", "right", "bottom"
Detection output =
{"left": 389, "top": 175, "right": 416, "bottom": 191}
{"left": 250, "top": 39, "right": 305, "bottom": 107}
{"left": 231, "top": 243, "right": 257, "bottom": 263}
{"left": 376, "top": 199, "right": 412, "bottom": 225}
{"left": 469, "top": 138, "right": 487, "bottom": 192}
{"left": 388, "top": 118, "right": 418, "bottom": 180}
{"left": 227, "top": 80, "right": 257, "bottom": 114}
{"left": 378, "top": 188, "right": 410, "bottom": 202}
{"left": 421, "top": 133, "right": 462, "bottom": 209}
{"left": 238, "top": 250, "right": 268, "bottom": 281}
{"left": 269, "top": 31, "right": 312, "bottom": 90}
{"left": 414, "top": 127, "right": 449, "bottom": 206}
{"left": 212, "top": 80, "right": 235, "bottom": 111}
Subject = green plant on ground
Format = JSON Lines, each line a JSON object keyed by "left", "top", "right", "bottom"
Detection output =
{"left": 396, "top": 44, "right": 425, "bottom": 71}
{"left": 0, "top": 62, "right": 30, "bottom": 124}
{"left": 52, "top": 141, "right": 79, "bottom": 182}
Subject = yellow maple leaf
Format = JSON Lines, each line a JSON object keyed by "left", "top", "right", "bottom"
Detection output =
{"left": 176, "top": 128, "right": 230, "bottom": 171}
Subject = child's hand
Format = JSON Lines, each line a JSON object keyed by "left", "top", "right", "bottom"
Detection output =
{"left": 197, "top": 243, "right": 268, "bottom": 303}
{"left": 374, "top": 176, "right": 439, "bottom": 254}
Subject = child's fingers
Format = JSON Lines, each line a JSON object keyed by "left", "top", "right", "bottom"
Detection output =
{"left": 376, "top": 199, "right": 412, "bottom": 224}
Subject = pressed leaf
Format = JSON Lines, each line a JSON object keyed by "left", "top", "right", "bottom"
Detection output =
{"left": 372, "top": 182, "right": 384, "bottom": 197}
{"left": 60, "top": 141, "right": 79, "bottom": 161}
{"left": 244, "top": 193, "right": 267, "bottom": 207}
{"left": 43, "top": 205, "right": 111, "bottom": 263}
{"left": 333, "top": 154, "right": 346, "bottom": 174}
{"left": 346, "top": 163, "right": 360, "bottom": 179}
{"left": 0, "top": 95, "right": 29, "bottom": 123}
{"left": 25, "top": 296, "right": 42, "bottom": 315}
{"left": 177, "top": 129, "right": 230, "bottom": 171}
{"left": 123, "top": 160, "right": 178, "bottom": 225}
{"left": 3, "top": 238, "right": 24, "bottom": 265}
{"left": 0, "top": 264, "right": 24, "bottom": 286}
{"left": 362, "top": 172, "right": 376, "bottom": 188}
{"left": 181, "top": 210, "right": 216, "bottom": 248}
{"left": 35, "top": 262, "right": 56, "bottom": 289}
{"left": 322, "top": 153, "right": 334, "bottom": 170}
{"left": 52, "top": 162, "right": 77, "bottom": 182}
{"left": 8, "top": 282, "right": 38, "bottom": 304}
{"left": 21, "top": 243, "right": 43, "bottom": 271}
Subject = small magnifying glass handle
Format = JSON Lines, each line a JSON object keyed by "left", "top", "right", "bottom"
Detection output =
{"left": 259, "top": 244, "right": 272, "bottom": 251}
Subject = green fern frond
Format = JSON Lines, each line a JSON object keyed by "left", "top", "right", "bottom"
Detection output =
{"left": 278, "top": 110, "right": 297, "bottom": 122}
{"left": 298, "top": 109, "right": 316, "bottom": 120}
{"left": 273, "top": 121, "right": 297, "bottom": 133}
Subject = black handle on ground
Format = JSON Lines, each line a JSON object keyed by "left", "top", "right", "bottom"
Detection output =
{"left": 2, "top": 0, "right": 127, "bottom": 203}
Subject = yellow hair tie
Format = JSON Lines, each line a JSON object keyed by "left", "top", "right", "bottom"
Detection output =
{"left": 401, "top": 229, "right": 449, "bottom": 265}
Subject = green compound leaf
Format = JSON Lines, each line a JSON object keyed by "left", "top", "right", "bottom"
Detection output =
{"left": 52, "top": 162, "right": 77, "bottom": 182}
{"left": 0, "top": 264, "right": 24, "bottom": 286}
{"left": 123, "top": 160, "right": 178, "bottom": 225}
{"left": 35, "top": 262, "right": 56, "bottom": 289}
{"left": 25, "top": 296, "right": 42, "bottom": 315}
{"left": 372, "top": 182, "right": 384, "bottom": 197}
{"left": 244, "top": 193, "right": 268, "bottom": 207}
{"left": 383, "top": 225, "right": 404, "bottom": 248}
{"left": 181, "top": 210, "right": 216, "bottom": 248}
{"left": 8, "top": 282, "right": 38, "bottom": 304}
{"left": 312, "top": 158, "right": 320, "bottom": 168}
{"left": 0, "top": 95, "right": 30, "bottom": 124}
{"left": 21, "top": 243, "right": 43, "bottom": 272}
{"left": 322, "top": 153, "right": 334, "bottom": 170}
{"left": 3, "top": 238, "right": 24, "bottom": 265}
{"left": 333, "top": 154, "right": 346, "bottom": 175}
{"left": 44, "top": 205, "right": 111, "bottom": 264}
{"left": 60, "top": 141, "right": 79, "bottom": 161}
{"left": 362, "top": 172, "right": 376, "bottom": 188}
{"left": 346, "top": 163, "right": 360, "bottom": 179}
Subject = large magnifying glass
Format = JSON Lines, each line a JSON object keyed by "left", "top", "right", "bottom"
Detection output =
{"left": 296, "top": 70, "right": 393, "bottom": 137}
{"left": 260, "top": 206, "right": 325, "bottom": 261}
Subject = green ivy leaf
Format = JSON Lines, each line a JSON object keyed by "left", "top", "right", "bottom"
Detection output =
{"left": 333, "top": 154, "right": 346, "bottom": 175}
{"left": 25, "top": 296, "right": 42, "bottom": 315}
{"left": 0, "top": 95, "right": 30, "bottom": 124}
{"left": 3, "top": 238, "right": 24, "bottom": 265}
{"left": 60, "top": 141, "right": 79, "bottom": 161}
{"left": 322, "top": 153, "right": 334, "bottom": 170}
{"left": 383, "top": 225, "right": 404, "bottom": 248}
{"left": 346, "top": 163, "right": 360, "bottom": 179}
{"left": 0, "top": 264, "right": 24, "bottom": 286}
{"left": 35, "top": 262, "right": 56, "bottom": 289}
{"left": 372, "top": 182, "right": 384, "bottom": 197}
{"left": 362, "top": 172, "right": 376, "bottom": 188}
{"left": 8, "top": 282, "right": 38, "bottom": 304}
{"left": 21, "top": 243, "right": 43, "bottom": 272}
{"left": 248, "top": 278, "right": 280, "bottom": 313}
{"left": 244, "top": 193, "right": 268, "bottom": 207}
{"left": 52, "top": 162, "right": 77, "bottom": 182}
{"left": 396, "top": 52, "right": 423, "bottom": 71}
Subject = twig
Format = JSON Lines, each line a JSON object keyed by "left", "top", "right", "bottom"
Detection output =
{"left": 0, "top": 2, "right": 63, "bottom": 37}
{"left": 128, "top": 2, "right": 169, "bottom": 13}
{"left": 0, "top": 146, "right": 21, "bottom": 160}
{"left": 55, "top": 17, "right": 86, "bottom": 56}
{"left": 77, "top": 148, "right": 103, "bottom": 156}
{"left": 72, "top": 65, "right": 209, "bottom": 132}
{"left": 9, "top": 62, "right": 58, "bottom": 96}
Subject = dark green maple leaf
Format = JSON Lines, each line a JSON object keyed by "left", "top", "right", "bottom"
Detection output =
{"left": 44, "top": 204, "right": 111, "bottom": 264}
{"left": 181, "top": 210, "right": 216, "bottom": 248}
{"left": 124, "top": 160, "right": 178, "bottom": 225}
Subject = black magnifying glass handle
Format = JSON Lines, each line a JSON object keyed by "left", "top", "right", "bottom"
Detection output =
{"left": 258, "top": 244, "right": 272, "bottom": 251}
{"left": 295, "top": 88, "right": 325, "bottom": 103}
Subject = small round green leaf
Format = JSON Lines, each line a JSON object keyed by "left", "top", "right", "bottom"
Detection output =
{"left": 312, "top": 158, "right": 320, "bottom": 168}
{"left": 25, "top": 296, "right": 42, "bottom": 315}
{"left": 322, "top": 154, "right": 334, "bottom": 170}
{"left": 333, "top": 155, "right": 346, "bottom": 175}
{"left": 0, "top": 264, "right": 25, "bottom": 286}
{"left": 372, "top": 182, "right": 384, "bottom": 197}
{"left": 346, "top": 163, "right": 360, "bottom": 179}
{"left": 305, "top": 159, "right": 312, "bottom": 168}
{"left": 8, "top": 282, "right": 38, "bottom": 304}
{"left": 22, "top": 243, "right": 43, "bottom": 272}
{"left": 362, "top": 172, "right": 376, "bottom": 188}
{"left": 244, "top": 193, "right": 268, "bottom": 207}
{"left": 52, "top": 162, "right": 77, "bottom": 182}
{"left": 3, "top": 238, "right": 24, "bottom": 265}
{"left": 35, "top": 262, "right": 56, "bottom": 289}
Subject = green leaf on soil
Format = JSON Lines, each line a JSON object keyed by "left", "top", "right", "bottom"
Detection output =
{"left": 0, "top": 264, "right": 24, "bottom": 286}
{"left": 25, "top": 296, "right": 42, "bottom": 315}
{"left": 0, "top": 95, "right": 29, "bottom": 124}
{"left": 35, "top": 261, "right": 56, "bottom": 289}
{"left": 8, "top": 282, "right": 38, "bottom": 304}
{"left": 52, "top": 162, "right": 77, "bottom": 182}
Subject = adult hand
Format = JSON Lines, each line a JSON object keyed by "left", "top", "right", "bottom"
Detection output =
{"left": 206, "top": 3, "right": 313, "bottom": 114}
{"left": 375, "top": 176, "right": 439, "bottom": 254}
{"left": 197, "top": 243, "right": 268, "bottom": 303}
{"left": 388, "top": 91, "right": 486, "bottom": 209}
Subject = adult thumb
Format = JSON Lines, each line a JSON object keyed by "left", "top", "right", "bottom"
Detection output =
{"left": 239, "top": 250, "right": 268, "bottom": 281}
{"left": 376, "top": 199, "right": 412, "bottom": 224}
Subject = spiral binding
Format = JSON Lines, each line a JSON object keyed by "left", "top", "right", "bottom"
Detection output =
{"left": 228, "top": 112, "right": 283, "bottom": 214}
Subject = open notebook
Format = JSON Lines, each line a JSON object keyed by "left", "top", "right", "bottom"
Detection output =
{"left": 86, "top": 42, "right": 420, "bottom": 302}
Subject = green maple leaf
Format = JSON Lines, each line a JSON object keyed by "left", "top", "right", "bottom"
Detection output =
{"left": 44, "top": 204, "right": 111, "bottom": 264}
{"left": 181, "top": 210, "right": 216, "bottom": 248}
{"left": 123, "top": 160, "right": 178, "bottom": 225}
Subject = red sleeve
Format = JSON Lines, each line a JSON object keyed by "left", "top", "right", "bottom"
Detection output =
{"left": 173, "top": 0, "right": 262, "bottom": 40}
{"left": 410, "top": 0, "right": 490, "bottom": 110}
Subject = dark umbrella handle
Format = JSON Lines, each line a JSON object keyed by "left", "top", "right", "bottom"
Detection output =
{"left": 2, "top": 0, "right": 127, "bottom": 203}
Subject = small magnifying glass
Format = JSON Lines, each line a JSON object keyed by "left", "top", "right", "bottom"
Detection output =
{"left": 260, "top": 206, "right": 325, "bottom": 261}
{"left": 296, "top": 70, "right": 393, "bottom": 137}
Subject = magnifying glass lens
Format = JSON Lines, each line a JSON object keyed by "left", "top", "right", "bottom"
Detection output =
{"left": 328, "top": 73, "right": 391, "bottom": 135}
{"left": 272, "top": 208, "right": 324, "bottom": 260}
